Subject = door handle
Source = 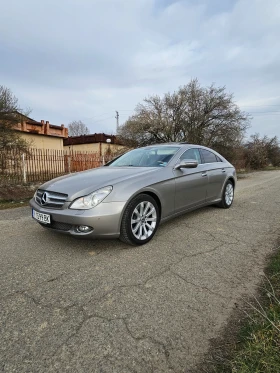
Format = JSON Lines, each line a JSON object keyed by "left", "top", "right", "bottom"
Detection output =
{"left": 201, "top": 172, "right": 207, "bottom": 177}
{"left": 222, "top": 169, "right": 226, "bottom": 173}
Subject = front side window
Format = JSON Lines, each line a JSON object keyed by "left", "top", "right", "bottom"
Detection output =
{"left": 180, "top": 148, "right": 202, "bottom": 164}
{"left": 200, "top": 149, "right": 218, "bottom": 163}
{"left": 107, "top": 146, "right": 180, "bottom": 167}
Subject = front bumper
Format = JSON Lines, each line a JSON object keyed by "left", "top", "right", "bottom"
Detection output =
{"left": 29, "top": 198, "right": 126, "bottom": 238}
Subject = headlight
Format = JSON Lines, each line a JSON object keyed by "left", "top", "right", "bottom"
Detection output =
{"left": 69, "top": 186, "right": 113, "bottom": 210}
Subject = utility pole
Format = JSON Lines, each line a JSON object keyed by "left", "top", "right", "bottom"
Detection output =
{"left": 115, "top": 110, "right": 119, "bottom": 133}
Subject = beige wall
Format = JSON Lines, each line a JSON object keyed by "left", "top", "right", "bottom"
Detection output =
{"left": 64, "top": 143, "right": 125, "bottom": 155}
{"left": 20, "top": 133, "right": 64, "bottom": 150}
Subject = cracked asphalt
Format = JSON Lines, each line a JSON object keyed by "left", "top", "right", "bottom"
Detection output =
{"left": 1, "top": 171, "right": 280, "bottom": 373}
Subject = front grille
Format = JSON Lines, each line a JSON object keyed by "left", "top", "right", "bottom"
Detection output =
{"left": 35, "top": 189, "right": 68, "bottom": 209}
{"left": 39, "top": 221, "right": 72, "bottom": 231}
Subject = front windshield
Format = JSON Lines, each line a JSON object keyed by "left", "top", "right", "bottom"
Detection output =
{"left": 108, "top": 146, "right": 180, "bottom": 167}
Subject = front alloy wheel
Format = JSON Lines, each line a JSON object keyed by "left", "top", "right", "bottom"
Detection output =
{"left": 120, "top": 194, "right": 159, "bottom": 245}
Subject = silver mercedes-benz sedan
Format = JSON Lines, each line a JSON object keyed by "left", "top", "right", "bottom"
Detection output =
{"left": 30, "top": 144, "right": 237, "bottom": 245}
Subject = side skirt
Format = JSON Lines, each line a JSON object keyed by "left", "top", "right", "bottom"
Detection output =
{"left": 159, "top": 199, "right": 222, "bottom": 225}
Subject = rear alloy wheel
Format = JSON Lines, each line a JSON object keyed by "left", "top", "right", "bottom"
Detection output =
{"left": 217, "top": 180, "right": 234, "bottom": 209}
{"left": 120, "top": 194, "right": 160, "bottom": 245}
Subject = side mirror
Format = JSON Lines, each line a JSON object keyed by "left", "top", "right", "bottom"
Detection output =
{"left": 174, "top": 159, "right": 198, "bottom": 170}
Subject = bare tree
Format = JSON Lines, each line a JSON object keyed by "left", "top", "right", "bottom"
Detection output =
{"left": 0, "top": 85, "right": 30, "bottom": 151}
{"left": 68, "top": 120, "right": 90, "bottom": 136}
{"left": 118, "top": 79, "right": 250, "bottom": 160}
{"left": 245, "top": 134, "right": 280, "bottom": 169}
{"left": 266, "top": 136, "right": 280, "bottom": 166}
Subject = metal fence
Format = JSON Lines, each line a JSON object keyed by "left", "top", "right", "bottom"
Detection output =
{"left": 0, "top": 148, "right": 113, "bottom": 186}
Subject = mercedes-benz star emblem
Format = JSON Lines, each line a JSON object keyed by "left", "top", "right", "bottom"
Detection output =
{"left": 41, "top": 192, "right": 48, "bottom": 205}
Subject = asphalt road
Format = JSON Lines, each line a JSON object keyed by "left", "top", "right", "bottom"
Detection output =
{"left": 1, "top": 171, "right": 280, "bottom": 373}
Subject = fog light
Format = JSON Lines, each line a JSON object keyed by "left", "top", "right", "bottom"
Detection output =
{"left": 77, "top": 225, "right": 92, "bottom": 233}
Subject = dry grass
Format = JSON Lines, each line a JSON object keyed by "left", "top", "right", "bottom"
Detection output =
{"left": 0, "top": 184, "right": 38, "bottom": 209}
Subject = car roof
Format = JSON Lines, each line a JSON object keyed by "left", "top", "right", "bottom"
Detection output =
{"left": 144, "top": 143, "right": 198, "bottom": 148}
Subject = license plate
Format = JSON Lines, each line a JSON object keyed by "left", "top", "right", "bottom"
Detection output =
{"left": 32, "top": 209, "right": 51, "bottom": 224}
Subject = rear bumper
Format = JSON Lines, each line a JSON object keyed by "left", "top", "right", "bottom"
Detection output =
{"left": 29, "top": 198, "right": 126, "bottom": 238}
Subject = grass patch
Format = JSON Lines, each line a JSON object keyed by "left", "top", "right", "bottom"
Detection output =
{"left": 263, "top": 166, "right": 280, "bottom": 171}
{"left": 0, "top": 184, "right": 38, "bottom": 209}
{"left": 236, "top": 173, "right": 249, "bottom": 179}
{"left": 237, "top": 167, "right": 280, "bottom": 179}
{"left": 202, "top": 243, "right": 280, "bottom": 373}
{"left": 0, "top": 199, "right": 30, "bottom": 210}
{"left": 238, "top": 166, "right": 280, "bottom": 174}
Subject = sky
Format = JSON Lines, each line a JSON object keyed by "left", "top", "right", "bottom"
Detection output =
{"left": 0, "top": 0, "right": 279, "bottom": 138}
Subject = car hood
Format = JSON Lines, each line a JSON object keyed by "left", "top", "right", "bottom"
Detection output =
{"left": 40, "top": 166, "right": 160, "bottom": 201}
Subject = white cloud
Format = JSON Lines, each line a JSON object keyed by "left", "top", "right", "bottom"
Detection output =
{"left": 0, "top": 0, "right": 279, "bottom": 136}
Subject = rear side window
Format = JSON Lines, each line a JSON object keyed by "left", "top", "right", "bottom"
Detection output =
{"left": 200, "top": 149, "right": 218, "bottom": 163}
{"left": 180, "top": 148, "right": 202, "bottom": 164}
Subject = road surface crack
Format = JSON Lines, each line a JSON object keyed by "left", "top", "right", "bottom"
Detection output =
{"left": 170, "top": 270, "right": 234, "bottom": 301}
{"left": 121, "top": 318, "right": 175, "bottom": 372}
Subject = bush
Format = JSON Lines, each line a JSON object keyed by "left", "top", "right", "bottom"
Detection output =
{"left": 244, "top": 134, "right": 280, "bottom": 170}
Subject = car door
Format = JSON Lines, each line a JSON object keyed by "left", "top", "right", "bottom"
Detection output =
{"left": 199, "top": 149, "right": 228, "bottom": 201}
{"left": 173, "top": 148, "right": 208, "bottom": 213}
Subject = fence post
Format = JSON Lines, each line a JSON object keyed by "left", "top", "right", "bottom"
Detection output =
{"left": 22, "top": 153, "right": 27, "bottom": 184}
{"left": 68, "top": 155, "right": 71, "bottom": 173}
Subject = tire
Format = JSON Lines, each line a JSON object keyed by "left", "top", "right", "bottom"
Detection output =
{"left": 217, "top": 180, "right": 234, "bottom": 209}
{"left": 119, "top": 194, "right": 160, "bottom": 246}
